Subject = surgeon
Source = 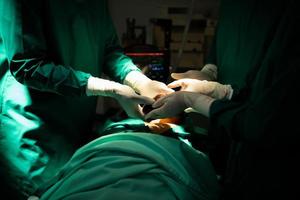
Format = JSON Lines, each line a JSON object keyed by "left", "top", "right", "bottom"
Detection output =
{"left": 146, "top": 0, "right": 300, "bottom": 199}
{"left": 0, "top": 0, "right": 173, "bottom": 198}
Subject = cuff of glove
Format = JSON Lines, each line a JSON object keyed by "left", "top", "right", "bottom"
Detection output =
{"left": 226, "top": 85, "right": 234, "bottom": 100}
{"left": 86, "top": 76, "right": 122, "bottom": 97}
{"left": 123, "top": 71, "right": 151, "bottom": 93}
{"left": 183, "top": 92, "right": 215, "bottom": 117}
{"left": 201, "top": 64, "right": 218, "bottom": 80}
{"left": 222, "top": 84, "right": 234, "bottom": 100}
{"left": 212, "top": 84, "right": 233, "bottom": 100}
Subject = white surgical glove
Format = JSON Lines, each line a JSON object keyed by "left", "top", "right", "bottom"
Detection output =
{"left": 86, "top": 76, "right": 154, "bottom": 118}
{"left": 124, "top": 71, "right": 174, "bottom": 99}
{"left": 145, "top": 91, "right": 215, "bottom": 120}
{"left": 168, "top": 79, "right": 233, "bottom": 100}
{"left": 171, "top": 64, "right": 218, "bottom": 81}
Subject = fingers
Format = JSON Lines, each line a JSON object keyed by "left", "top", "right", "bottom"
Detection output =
{"left": 184, "top": 107, "right": 197, "bottom": 113}
{"left": 144, "top": 96, "right": 169, "bottom": 120}
{"left": 167, "top": 80, "right": 184, "bottom": 89}
{"left": 145, "top": 94, "right": 179, "bottom": 120}
{"left": 131, "top": 95, "right": 155, "bottom": 105}
{"left": 127, "top": 105, "right": 144, "bottom": 119}
{"left": 118, "top": 99, "right": 144, "bottom": 119}
{"left": 171, "top": 70, "right": 197, "bottom": 79}
{"left": 138, "top": 80, "right": 174, "bottom": 99}
{"left": 145, "top": 105, "right": 167, "bottom": 120}
{"left": 164, "top": 87, "right": 175, "bottom": 94}
{"left": 168, "top": 79, "right": 193, "bottom": 91}
{"left": 171, "top": 72, "right": 187, "bottom": 80}
{"left": 152, "top": 80, "right": 175, "bottom": 94}
{"left": 152, "top": 95, "right": 168, "bottom": 108}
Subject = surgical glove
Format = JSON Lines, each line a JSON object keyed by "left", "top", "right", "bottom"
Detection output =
{"left": 171, "top": 64, "right": 218, "bottom": 81}
{"left": 145, "top": 91, "right": 215, "bottom": 120}
{"left": 86, "top": 76, "right": 154, "bottom": 118}
{"left": 124, "top": 71, "right": 174, "bottom": 98}
{"left": 168, "top": 79, "right": 233, "bottom": 100}
{"left": 117, "top": 97, "right": 147, "bottom": 119}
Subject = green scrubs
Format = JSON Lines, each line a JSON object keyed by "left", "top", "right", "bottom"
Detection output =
{"left": 205, "top": 0, "right": 300, "bottom": 199}
{"left": 0, "top": 0, "right": 139, "bottom": 197}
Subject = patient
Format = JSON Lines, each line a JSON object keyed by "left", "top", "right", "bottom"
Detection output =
{"left": 32, "top": 115, "right": 220, "bottom": 200}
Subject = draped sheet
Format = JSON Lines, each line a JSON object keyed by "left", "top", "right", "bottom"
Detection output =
{"left": 39, "top": 132, "right": 220, "bottom": 200}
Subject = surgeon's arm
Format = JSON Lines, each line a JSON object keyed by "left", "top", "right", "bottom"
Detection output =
{"left": 101, "top": 1, "right": 139, "bottom": 83}
{"left": 210, "top": 0, "right": 300, "bottom": 144}
{"left": 210, "top": 65, "right": 299, "bottom": 144}
{"left": 101, "top": 3, "right": 173, "bottom": 99}
{"left": 1, "top": 0, "right": 91, "bottom": 97}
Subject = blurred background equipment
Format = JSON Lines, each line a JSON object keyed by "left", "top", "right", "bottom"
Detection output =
{"left": 110, "top": 0, "right": 219, "bottom": 71}
{"left": 125, "top": 44, "right": 170, "bottom": 83}
{"left": 122, "top": 18, "right": 146, "bottom": 47}
{"left": 103, "top": 0, "right": 219, "bottom": 138}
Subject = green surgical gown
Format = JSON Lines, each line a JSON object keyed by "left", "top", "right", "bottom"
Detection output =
{"left": 0, "top": 0, "right": 139, "bottom": 197}
{"left": 204, "top": 0, "right": 300, "bottom": 199}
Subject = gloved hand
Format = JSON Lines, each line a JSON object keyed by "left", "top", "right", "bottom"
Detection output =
{"left": 124, "top": 71, "right": 174, "bottom": 98}
{"left": 168, "top": 79, "right": 233, "bottom": 100}
{"left": 171, "top": 64, "right": 218, "bottom": 81}
{"left": 145, "top": 91, "right": 215, "bottom": 120}
{"left": 86, "top": 76, "right": 154, "bottom": 118}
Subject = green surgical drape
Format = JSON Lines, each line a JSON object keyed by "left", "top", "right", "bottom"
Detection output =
{"left": 39, "top": 132, "right": 220, "bottom": 200}
{"left": 0, "top": 0, "right": 139, "bottom": 197}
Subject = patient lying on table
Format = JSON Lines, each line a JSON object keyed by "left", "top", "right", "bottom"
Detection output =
{"left": 33, "top": 115, "right": 219, "bottom": 200}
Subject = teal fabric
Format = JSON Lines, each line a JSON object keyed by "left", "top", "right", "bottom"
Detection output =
{"left": 98, "top": 118, "right": 190, "bottom": 140}
{"left": 0, "top": 0, "right": 140, "bottom": 197}
{"left": 0, "top": 37, "right": 4, "bottom": 67}
{"left": 207, "top": 0, "right": 288, "bottom": 90}
{"left": 38, "top": 132, "right": 220, "bottom": 200}
{"left": 209, "top": 0, "right": 299, "bottom": 144}
{"left": 0, "top": 0, "right": 139, "bottom": 96}
{"left": 205, "top": 0, "right": 300, "bottom": 199}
